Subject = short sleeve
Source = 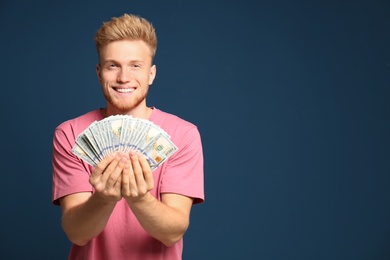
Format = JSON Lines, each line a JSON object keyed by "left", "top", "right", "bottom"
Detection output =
{"left": 52, "top": 127, "right": 93, "bottom": 205}
{"left": 160, "top": 126, "right": 204, "bottom": 204}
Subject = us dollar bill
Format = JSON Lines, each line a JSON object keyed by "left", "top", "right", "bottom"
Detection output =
{"left": 72, "top": 115, "right": 177, "bottom": 170}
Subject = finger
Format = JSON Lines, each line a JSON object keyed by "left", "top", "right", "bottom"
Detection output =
{"left": 129, "top": 151, "right": 151, "bottom": 195}
{"left": 92, "top": 153, "right": 116, "bottom": 176}
{"left": 90, "top": 153, "right": 116, "bottom": 186}
{"left": 105, "top": 155, "right": 127, "bottom": 189}
{"left": 130, "top": 151, "right": 143, "bottom": 182}
{"left": 137, "top": 152, "right": 154, "bottom": 190}
{"left": 122, "top": 160, "right": 139, "bottom": 197}
{"left": 121, "top": 160, "right": 134, "bottom": 196}
{"left": 126, "top": 152, "right": 141, "bottom": 196}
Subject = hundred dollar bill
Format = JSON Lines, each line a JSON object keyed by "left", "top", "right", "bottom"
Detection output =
{"left": 142, "top": 133, "right": 178, "bottom": 169}
{"left": 72, "top": 141, "right": 98, "bottom": 166}
{"left": 72, "top": 115, "right": 177, "bottom": 170}
{"left": 108, "top": 115, "right": 124, "bottom": 152}
{"left": 83, "top": 122, "right": 104, "bottom": 161}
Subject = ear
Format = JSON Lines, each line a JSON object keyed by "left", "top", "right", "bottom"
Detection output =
{"left": 96, "top": 63, "right": 102, "bottom": 84}
{"left": 149, "top": 65, "right": 156, "bottom": 85}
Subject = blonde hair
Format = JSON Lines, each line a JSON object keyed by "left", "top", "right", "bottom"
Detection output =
{"left": 94, "top": 14, "right": 157, "bottom": 61}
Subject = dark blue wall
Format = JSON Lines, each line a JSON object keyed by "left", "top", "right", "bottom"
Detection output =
{"left": 1, "top": 1, "right": 389, "bottom": 259}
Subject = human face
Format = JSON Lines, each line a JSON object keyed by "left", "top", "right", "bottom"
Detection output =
{"left": 96, "top": 40, "right": 156, "bottom": 116}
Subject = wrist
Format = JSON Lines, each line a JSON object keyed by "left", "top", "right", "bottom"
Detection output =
{"left": 126, "top": 192, "right": 156, "bottom": 207}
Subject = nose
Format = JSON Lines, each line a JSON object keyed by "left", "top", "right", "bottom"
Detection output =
{"left": 117, "top": 68, "right": 130, "bottom": 83}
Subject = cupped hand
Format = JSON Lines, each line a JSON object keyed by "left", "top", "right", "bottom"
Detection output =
{"left": 121, "top": 151, "right": 154, "bottom": 201}
{"left": 89, "top": 152, "right": 128, "bottom": 202}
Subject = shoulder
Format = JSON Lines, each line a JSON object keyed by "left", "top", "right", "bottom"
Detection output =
{"left": 150, "top": 108, "right": 198, "bottom": 134}
{"left": 54, "top": 109, "right": 102, "bottom": 143}
{"left": 55, "top": 110, "right": 102, "bottom": 136}
{"left": 150, "top": 108, "right": 202, "bottom": 151}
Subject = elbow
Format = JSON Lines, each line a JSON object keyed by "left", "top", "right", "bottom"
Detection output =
{"left": 64, "top": 230, "right": 90, "bottom": 247}
{"left": 69, "top": 237, "right": 89, "bottom": 247}
{"left": 161, "top": 222, "right": 189, "bottom": 247}
{"left": 62, "top": 222, "right": 90, "bottom": 247}
{"left": 161, "top": 235, "right": 184, "bottom": 247}
{"left": 163, "top": 236, "right": 182, "bottom": 247}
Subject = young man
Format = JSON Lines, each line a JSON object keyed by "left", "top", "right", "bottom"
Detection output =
{"left": 52, "top": 14, "right": 204, "bottom": 260}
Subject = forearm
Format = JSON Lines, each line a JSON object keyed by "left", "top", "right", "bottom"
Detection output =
{"left": 61, "top": 193, "right": 117, "bottom": 246}
{"left": 126, "top": 192, "right": 191, "bottom": 246}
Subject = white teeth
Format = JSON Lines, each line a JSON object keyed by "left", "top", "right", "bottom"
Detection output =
{"left": 116, "top": 88, "right": 134, "bottom": 93}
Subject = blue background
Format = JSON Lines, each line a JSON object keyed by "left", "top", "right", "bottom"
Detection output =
{"left": 1, "top": 0, "right": 389, "bottom": 259}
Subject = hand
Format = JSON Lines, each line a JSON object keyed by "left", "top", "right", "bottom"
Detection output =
{"left": 121, "top": 150, "right": 154, "bottom": 201}
{"left": 89, "top": 152, "right": 128, "bottom": 202}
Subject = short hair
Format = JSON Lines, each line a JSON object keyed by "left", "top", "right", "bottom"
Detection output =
{"left": 94, "top": 13, "right": 157, "bottom": 61}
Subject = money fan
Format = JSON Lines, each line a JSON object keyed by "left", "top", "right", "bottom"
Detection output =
{"left": 72, "top": 115, "right": 177, "bottom": 170}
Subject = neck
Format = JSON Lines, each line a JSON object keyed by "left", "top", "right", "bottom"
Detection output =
{"left": 102, "top": 106, "right": 153, "bottom": 119}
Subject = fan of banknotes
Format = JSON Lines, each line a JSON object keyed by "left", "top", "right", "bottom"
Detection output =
{"left": 72, "top": 115, "right": 177, "bottom": 170}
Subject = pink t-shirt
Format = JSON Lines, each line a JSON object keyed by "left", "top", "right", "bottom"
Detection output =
{"left": 52, "top": 108, "right": 204, "bottom": 260}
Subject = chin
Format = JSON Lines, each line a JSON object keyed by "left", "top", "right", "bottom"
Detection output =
{"left": 111, "top": 101, "right": 141, "bottom": 113}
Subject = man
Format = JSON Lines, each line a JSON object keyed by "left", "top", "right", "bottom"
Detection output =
{"left": 52, "top": 13, "right": 204, "bottom": 260}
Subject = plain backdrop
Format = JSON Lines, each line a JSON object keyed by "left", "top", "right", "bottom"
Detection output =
{"left": 0, "top": 0, "right": 389, "bottom": 259}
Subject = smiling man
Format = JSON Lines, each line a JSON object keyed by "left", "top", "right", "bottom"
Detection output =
{"left": 52, "top": 14, "right": 204, "bottom": 260}
{"left": 98, "top": 39, "right": 156, "bottom": 116}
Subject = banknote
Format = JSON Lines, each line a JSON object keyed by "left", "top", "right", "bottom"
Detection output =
{"left": 72, "top": 115, "right": 177, "bottom": 170}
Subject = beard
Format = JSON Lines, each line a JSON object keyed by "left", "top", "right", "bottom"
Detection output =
{"left": 103, "top": 88, "right": 149, "bottom": 113}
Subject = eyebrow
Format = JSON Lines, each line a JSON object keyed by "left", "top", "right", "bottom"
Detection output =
{"left": 102, "top": 59, "right": 146, "bottom": 64}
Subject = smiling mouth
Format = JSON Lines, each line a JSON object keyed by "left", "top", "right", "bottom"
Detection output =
{"left": 114, "top": 87, "right": 135, "bottom": 93}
